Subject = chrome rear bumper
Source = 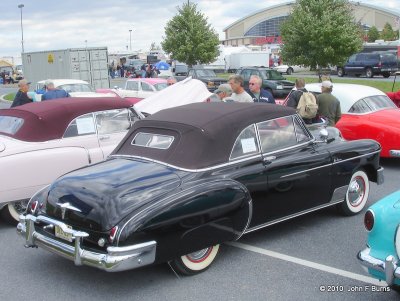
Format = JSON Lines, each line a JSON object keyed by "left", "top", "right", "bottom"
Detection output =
{"left": 17, "top": 214, "right": 156, "bottom": 272}
{"left": 357, "top": 247, "right": 400, "bottom": 286}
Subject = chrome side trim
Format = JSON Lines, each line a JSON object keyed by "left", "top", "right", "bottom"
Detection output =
{"left": 236, "top": 199, "right": 253, "bottom": 240}
{"left": 17, "top": 214, "right": 156, "bottom": 272}
{"left": 244, "top": 200, "right": 343, "bottom": 234}
{"left": 357, "top": 247, "right": 400, "bottom": 286}
{"left": 280, "top": 150, "right": 381, "bottom": 179}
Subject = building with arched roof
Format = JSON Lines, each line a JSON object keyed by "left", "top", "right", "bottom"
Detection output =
{"left": 222, "top": 1, "right": 400, "bottom": 47}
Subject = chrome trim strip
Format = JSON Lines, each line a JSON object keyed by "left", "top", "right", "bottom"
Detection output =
{"left": 17, "top": 214, "right": 156, "bottom": 272}
{"left": 280, "top": 150, "right": 381, "bottom": 179}
{"left": 237, "top": 199, "right": 253, "bottom": 240}
{"left": 357, "top": 247, "right": 400, "bottom": 286}
{"left": 244, "top": 200, "right": 343, "bottom": 234}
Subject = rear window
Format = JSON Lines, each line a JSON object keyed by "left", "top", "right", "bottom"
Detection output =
{"left": 131, "top": 132, "right": 174, "bottom": 149}
{"left": 380, "top": 54, "right": 397, "bottom": 63}
{"left": 0, "top": 116, "right": 24, "bottom": 135}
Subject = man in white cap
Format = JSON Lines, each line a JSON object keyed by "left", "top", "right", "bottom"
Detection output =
{"left": 11, "top": 79, "right": 32, "bottom": 107}
{"left": 317, "top": 81, "right": 341, "bottom": 126}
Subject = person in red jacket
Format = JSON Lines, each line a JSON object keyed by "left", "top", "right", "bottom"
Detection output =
{"left": 386, "top": 90, "right": 400, "bottom": 108}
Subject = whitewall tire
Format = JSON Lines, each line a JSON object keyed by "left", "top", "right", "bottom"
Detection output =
{"left": 339, "top": 170, "right": 369, "bottom": 216}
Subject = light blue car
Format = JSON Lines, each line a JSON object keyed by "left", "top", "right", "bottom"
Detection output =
{"left": 358, "top": 190, "right": 400, "bottom": 291}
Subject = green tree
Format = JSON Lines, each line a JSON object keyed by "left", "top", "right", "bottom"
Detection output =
{"left": 280, "top": 0, "right": 363, "bottom": 72}
{"left": 161, "top": 2, "right": 220, "bottom": 66}
{"left": 367, "top": 26, "right": 380, "bottom": 42}
{"left": 380, "top": 22, "right": 397, "bottom": 41}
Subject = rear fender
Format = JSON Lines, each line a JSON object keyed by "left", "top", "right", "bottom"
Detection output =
{"left": 117, "top": 178, "right": 252, "bottom": 261}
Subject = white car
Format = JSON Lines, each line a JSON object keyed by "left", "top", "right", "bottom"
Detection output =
{"left": 273, "top": 65, "right": 309, "bottom": 75}
{"left": 34, "top": 79, "right": 116, "bottom": 101}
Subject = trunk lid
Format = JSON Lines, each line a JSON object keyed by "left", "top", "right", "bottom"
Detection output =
{"left": 44, "top": 158, "right": 181, "bottom": 231}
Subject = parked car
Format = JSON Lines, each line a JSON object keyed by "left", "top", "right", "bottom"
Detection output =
{"left": 187, "top": 66, "right": 227, "bottom": 91}
{"left": 34, "top": 79, "right": 116, "bottom": 101}
{"left": 17, "top": 102, "right": 383, "bottom": 274}
{"left": 273, "top": 65, "right": 309, "bottom": 75}
{"left": 97, "top": 78, "right": 168, "bottom": 104}
{"left": 357, "top": 190, "right": 400, "bottom": 291}
{"left": 0, "top": 97, "right": 143, "bottom": 224}
{"left": 337, "top": 52, "right": 398, "bottom": 78}
{"left": 236, "top": 66, "right": 295, "bottom": 99}
{"left": 305, "top": 83, "right": 400, "bottom": 158}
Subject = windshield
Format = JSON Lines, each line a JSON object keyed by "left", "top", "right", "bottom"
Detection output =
{"left": 196, "top": 69, "right": 217, "bottom": 77}
{"left": 58, "top": 83, "right": 94, "bottom": 93}
{"left": 260, "top": 69, "right": 285, "bottom": 80}
{"left": 154, "top": 83, "right": 168, "bottom": 91}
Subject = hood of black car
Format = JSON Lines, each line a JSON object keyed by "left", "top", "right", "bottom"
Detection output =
{"left": 44, "top": 158, "right": 181, "bottom": 231}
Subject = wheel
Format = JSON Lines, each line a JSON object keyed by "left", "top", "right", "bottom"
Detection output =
{"left": 170, "top": 245, "right": 220, "bottom": 275}
{"left": 391, "top": 285, "right": 400, "bottom": 293}
{"left": 287, "top": 68, "right": 293, "bottom": 75}
{"left": 365, "top": 68, "right": 373, "bottom": 78}
{"left": 337, "top": 68, "right": 344, "bottom": 77}
{"left": 383, "top": 72, "right": 390, "bottom": 78}
{"left": 1, "top": 201, "right": 28, "bottom": 225}
{"left": 338, "top": 170, "right": 370, "bottom": 216}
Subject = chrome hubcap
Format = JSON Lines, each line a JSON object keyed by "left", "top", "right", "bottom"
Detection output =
{"left": 348, "top": 176, "right": 365, "bottom": 207}
{"left": 186, "top": 247, "right": 211, "bottom": 262}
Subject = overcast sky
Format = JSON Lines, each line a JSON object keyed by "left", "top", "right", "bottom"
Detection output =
{"left": 1, "top": 0, "right": 399, "bottom": 63}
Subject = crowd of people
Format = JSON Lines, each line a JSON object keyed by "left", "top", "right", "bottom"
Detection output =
{"left": 213, "top": 74, "right": 341, "bottom": 127}
{"left": 109, "top": 63, "right": 161, "bottom": 79}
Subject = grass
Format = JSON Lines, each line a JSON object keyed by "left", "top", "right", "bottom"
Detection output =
{"left": 4, "top": 93, "right": 15, "bottom": 101}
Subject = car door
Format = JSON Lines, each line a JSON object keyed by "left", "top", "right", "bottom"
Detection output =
{"left": 95, "top": 108, "right": 136, "bottom": 157}
{"left": 247, "top": 115, "right": 333, "bottom": 229}
{"left": 344, "top": 54, "right": 357, "bottom": 75}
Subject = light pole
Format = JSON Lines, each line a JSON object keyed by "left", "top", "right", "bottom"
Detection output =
{"left": 129, "top": 29, "right": 132, "bottom": 51}
{"left": 18, "top": 4, "right": 24, "bottom": 53}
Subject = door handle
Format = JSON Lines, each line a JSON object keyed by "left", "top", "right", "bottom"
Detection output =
{"left": 99, "top": 135, "right": 110, "bottom": 141}
{"left": 263, "top": 155, "right": 276, "bottom": 164}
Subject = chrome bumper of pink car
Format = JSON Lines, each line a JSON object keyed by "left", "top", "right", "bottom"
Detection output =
{"left": 17, "top": 214, "right": 156, "bottom": 272}
{"left": 389, "top": 150, "right": 400, "bottom": 157}
{"left": 358, "top": 247, "right": 400, "bottom": 286}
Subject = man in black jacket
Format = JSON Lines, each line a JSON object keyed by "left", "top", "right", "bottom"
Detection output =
{"left": 247, "top": 75, "right": 275, "bottom": 104}
{"left": 11, "top": 79, "right": 33, "bottom": 107}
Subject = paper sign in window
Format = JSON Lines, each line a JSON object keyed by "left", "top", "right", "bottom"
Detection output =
{"left": 76, "top": 117, "right": 95, "bottom": 135}
{"left": 241, "top": 138, "right": 257, "bottom": 153}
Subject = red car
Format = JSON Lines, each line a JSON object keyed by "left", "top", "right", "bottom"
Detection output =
{"left": 305, "top": 83, "right": 400, "bottom": 158}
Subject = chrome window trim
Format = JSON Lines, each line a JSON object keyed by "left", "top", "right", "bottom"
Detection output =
{"left": 62, "top": 112, "right": 96, "bottom": 138}
{"left": 229, "top": 124, "right": 260, "bottom": 161}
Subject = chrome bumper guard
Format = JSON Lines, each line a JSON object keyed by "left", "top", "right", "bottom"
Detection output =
{"left": 17, "top": 214, "right": 156, "bottom": 272}
{"left": 357, "top": 247, "right": 400, "bottom": 286}
{"left": 389, "top": 150, "right": 400, "bottom": 158}
{"left": 377, "top": 167, "right": 384, "bottom": 185}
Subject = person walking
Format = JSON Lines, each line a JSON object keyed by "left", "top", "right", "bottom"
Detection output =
{"left": 11, "top": 79, "right": 33, "bottom": 107}
{"left": 41, "top": 80, "right": 70, "bottom": 100}
{"left": 317, "top": 81, "right": 341, "bottom": 126}
{"left": 228, "top": 75, "right": 253, "bottom": 103}
{"left": 247, "top": 75, "right": 275, "bottom": 104}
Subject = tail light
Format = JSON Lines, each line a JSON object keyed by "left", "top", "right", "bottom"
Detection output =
{"left": 109, "top": 226, "right": 119, "bottom": 243}
{"left": 364, "top": 210, "right": 374, "bottom": 231}
{"left": 30, "top": 201, "right": 38, "bottom": 214}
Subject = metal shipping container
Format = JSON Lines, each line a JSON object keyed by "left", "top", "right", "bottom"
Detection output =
{"left": 22, "top": 47, "right": 110, "bottom": 89}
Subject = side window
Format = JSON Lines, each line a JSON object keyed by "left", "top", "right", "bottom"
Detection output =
{"left": 257, "top": 116, "right": 298, "bottom": 153}
{"left": 230, "top": 124, "right": 260, "bottom": 160}
{"left": 141, "top": 82, "right": 153, "bottom": 92}
{"left": 126, "top": 81, "right": 139, "bottom": 91}
{"left": 347, "top": 55, "right": 357, "bottom": 63}
{"left": 95, "top": 109, "right": 131, "bottom": 135}
{"left": 63, "top": 113, "right": 96, "bottom": 138}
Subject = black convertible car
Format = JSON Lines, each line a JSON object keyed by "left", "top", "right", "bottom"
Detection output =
{"left": 17, "top": 103, "right": 384, "bottom": 275}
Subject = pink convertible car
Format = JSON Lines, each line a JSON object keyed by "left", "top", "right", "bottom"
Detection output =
{"left": 0, "top": 97, "right": 143, "bottom": 224}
